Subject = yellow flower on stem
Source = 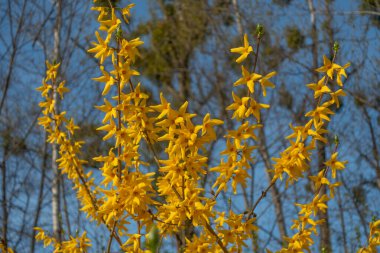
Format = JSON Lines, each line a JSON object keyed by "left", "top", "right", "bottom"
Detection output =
{"left": 66, "top": 118, "right": 79, "bottom": 135}
{"left": 150, "top": 93, "right": 171, "bottom": 119}
{"left": 97, "top": 119, "right": 116, "bottom": 140}
{"left": 36, "top": 79, "right": 52, "bottom": 98}
{"left": 315, "top": 55, "right": 350, "bottom": 86}
{"left": 119, "top": 37, "right": 144, "bottom": 62}
{"left": 358, "top": 219, "right": 380, "bottom": 252}
{"left": 324, "top": 152, "right": 347, "bottom": 178}
{"left": 200, "top": 113, "right": 224, "bottom": 140}
{"left": 310, "top": 194, "right": 329, "bottom": 215}
{"left": 309, "top": 169, "right": 330, "bottom": 190}
{"left": 328, "top": 182, "right": 341, "bottom": 198}
{"left": 38, "top": 97, "right": 55, "bottom": 114}
{"left": 87, "top": 31, "right": 113, "bottom": 64}
{"left": 112, "top": 59, "right": 140, "bottom": 88}
{"left": 92, "top": 66, "right": 115, "bottom": 96}
{"left": 336, "top": 62, "right": 350, "bottom": 86}
{"left": 220, "top": 139, "right": 238, "bottom": 161}
{"left": 226, "top": 121, "right": 259, "bottom": 147}
{"left": 306, "top": 76, "right": 331, "bottom": 99}
{"left": 230, "top": 34, "right": 253, "bottom": 64}
{"left": 315, "top": 55, "right": 341, "bottom": 78}
{"left": 226, "top": 92, "right": 249, "bottom": 120}
{"left": 329, "top": 89, "right": 346, "bottom": 108}
{"left": 61, "top": 232, "right": 92, "bottom": 252}
{"left": 305, "top": 104, "right": 334, "bottom": 127}
{"left": 121, "top": 4, "right": 135, "bottom": 23}
{"left": 57, "top": 80, "right": 69, "bottom": 99}
{"left": 307, "top": 121, "right": 329, "bottom": 143}
{"left": 234, "top": 66, "right": 261, "bottom": 93}
{"left": 98, "top": 9, "right": 121, "bottom": 35}
{"left": 45, "top": 61, "right": 60, "bottom": 81}
{"left": 95, "top": 98, "right": 117, "bottom": 123}
{"left": 245, "top": 98, "right": 269, "bottom": 122}
{"left": 259, "top": 71, "right": 276, "bottom": 97}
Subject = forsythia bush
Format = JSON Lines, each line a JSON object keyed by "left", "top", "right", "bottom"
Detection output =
{"left": 30, "top": 1, "right": 380, "bottom": 252}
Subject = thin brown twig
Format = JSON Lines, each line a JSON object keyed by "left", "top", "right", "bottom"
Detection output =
{"left": 247, "top": 180, "right": 276, "bottom": 219}
{"left": 106, "top": 222, "right": 117, "bottom": 253}
{"left": 204, "top": 222, "right": 229, "bottom": 253}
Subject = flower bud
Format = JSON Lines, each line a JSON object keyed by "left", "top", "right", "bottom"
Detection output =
{"left": 256, "top": 24, "right": 264, "bottom": 37}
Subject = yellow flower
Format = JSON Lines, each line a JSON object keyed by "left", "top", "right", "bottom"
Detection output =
{"left": 309, "top": 169, "right": 329, "bottom": 190}
{"left": 97, "top": 119, "right": 116, "bottom": 140}
{"left": 119, "top": 37, "right": 144, "bottom": 62}
{"left": 231, "top": 168, "right": 250, "bottom": 193}
{"left": 129, "top": 82, "right": 149, "bottom": 103}
{"left": 259, "top": 71, "right": 276, "bottom": 97}
{"left": 315, "top": 55, "right": 350, "bottom": 86}
{"left": 61, "top": 232, "right": 92, "bottom": 252}
{"left": 359, "top": 219, "right": 380, "bottom": 252}
{"left": 306, "top": 76, "right": 331, "bottom": 98}
{"left": 329, "top": 182, "right": 341, "bottom": 198}
{"left": 220, "top": 139, "right": 238, "bottom": 161}
{"left": 87, "top": 31, "right": 113, "bottom": 64}
{"left": 324, "top": 152, "right": 347, "bottom": 178}
{"left": 316, "top": 55, "right": 341, "bottom": 78}
{"left": 329, "top": 89, "right": 346, "bottom": 108}
{"left": 234, "top": 65, "right": 261, "bottom": 93}
{"left": 245, "top": 98, "right": 269, "bottom": 122}
{"left": 291, "top": 211, "right": 317, "bottom": 231}
{"left": 121, "top": 4, "right": 135, "bottom": 23}
{"left": 36, "top": 79, "right": 52, "bottom": 97}
{"left": 226, "top": 121, "right": 259, "bottom": 147}
{"left": 215, "top": 212, "right": 226, "bottom": 226}
{"left": 230, "top": 34, "right": 253, "bottom": 63}
{"left": 57, "top": 80, "right": 69, "bottom": 99}
{"left": 45, "top": 61, "right": 60, "bottom": 81}
{"left": 201, "top": 113, "right": 223, "bottom": 140}
{"left": 310, "top": 194, "right": 329, "bottom": 215}
{"left": 38, "top": 115, "right": 52, "bottom": 128}
{"left": 92, "top": 66, "right": 115, "bottom": 95}
{"left": 151, "top": 93, "right": 171, "bottom": 119}
{"left": 305, "top": 104, "right": 334, "bottom": 127}
{"left": 95, "top": 98, "right": 117, "bottom": 123}
{"left": 226, "top": 92, "right": 249, "bottom": 120}
{"left": 111, "top": 59, "right": 140, "bottom": 88}
{"left": 307, "top": 121, "right": 329, "bottom": 143}
{"left": 66, "top": 118, "right": 79, "bottom": 135}
{"left": 336, "top": 62, "right": 350, "bottom": 86}
{"left": 98, "top": 8, "right": 121, "bottom": 34}
{"left": 287, "top": 120, "right": 313, "bottom": 142}
{"left": 38, "top": 97, "right": 55, "bottom": 114}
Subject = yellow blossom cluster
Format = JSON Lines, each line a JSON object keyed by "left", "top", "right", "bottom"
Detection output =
{"left": 198, "top": 32, "right": 274, "bottom": 252}
{"left": 212, "top": 33, "right": 275, "bottom": 198}
{"left": 34, "top": 227, "right": 91, "bottom": 253}
{"left": 37, "top": 59, "right": 100, "bottom": 219}
{"left": 36, "top": 60, "right": 101, "bottom": 251}
{"left": 0, "top": 242, "right": 13, "bottom": 253}
{"left": 272, "top": 53, "right": 350, "bottom": 252}
{"left": 358, "top": 219, "right": 380, "bottom": 252}
{"left": 33, "top": 1, "right": 380, "bottom": 253}
{"left": 271, "top": 54, "right": 350, "bottom": 184}
{"left": 88, "top": 1, "right": 159, "bottom": 251}
{"left": 37, "top": 1, "right": 229, "bottom": 252}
